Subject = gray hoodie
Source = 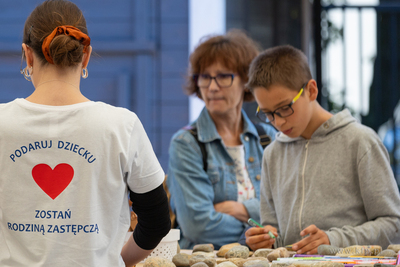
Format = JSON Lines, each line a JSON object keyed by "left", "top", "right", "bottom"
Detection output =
{"left": 261, "top": 109, "right": 400, "bottom": 248}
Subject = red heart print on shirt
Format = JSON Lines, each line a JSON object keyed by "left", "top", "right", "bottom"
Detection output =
{"left": 32, "top": 163, "right": 74, "bottom": 200}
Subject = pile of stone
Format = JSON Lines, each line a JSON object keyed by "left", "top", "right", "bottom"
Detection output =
{"left": 142, "top": 243, "right": 400, "bottom": 267}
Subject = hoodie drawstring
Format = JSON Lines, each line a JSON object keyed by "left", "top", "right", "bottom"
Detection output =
{"left": 298, "top": 141, "right": 309, "bottom": 234}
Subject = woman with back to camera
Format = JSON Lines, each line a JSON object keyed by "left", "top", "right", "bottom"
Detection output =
{"left": 166, "top": 30, "right": 277, "bottom": 249}
{"left": 0, "top": 1, "right": 170, "bottom": 266}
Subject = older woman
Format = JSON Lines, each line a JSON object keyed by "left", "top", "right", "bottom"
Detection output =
{"left": 166, "top": 29, "right": 277, "bottom": 249}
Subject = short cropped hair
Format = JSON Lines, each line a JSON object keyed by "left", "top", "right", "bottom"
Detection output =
{"left": 185, "top": 29, "right": 261, "bottom": 102}
{"left": 246, "top": 45, "right": 312, "bottom": 92}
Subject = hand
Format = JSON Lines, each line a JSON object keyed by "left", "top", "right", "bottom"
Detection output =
{"left": 245, "top": 225, "right": 278, "bottom": 251}
{"left": 214, "top": 201, "right": 249, "bottom": 222}
{"left": 291, "top": 224, "right": 330, "bottom": 254}
{"left": 121, "top": 232, "right": 154, "bottom": 266}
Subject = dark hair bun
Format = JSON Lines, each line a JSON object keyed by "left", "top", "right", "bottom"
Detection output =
{"left": 49, "top": 35, "right": 84, "bottom": 67}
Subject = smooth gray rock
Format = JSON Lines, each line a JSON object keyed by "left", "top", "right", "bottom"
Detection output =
{"left": 173, "top": 253, "right": 191, "bottom": 267}
{"left": 193, "top": 244, "right": 214, "bottom": 253}
{"left": 192, "top": 263, "right": 210, "bottom": 267}
{"left": 266, "top": 248, "right": 290, "bottom": 262}
{"left": 243, "top": 259, "right": 270, "bottom": 267}
{"left": 253, "top": 249, "right": 274, "bottom": 258}
{"left": 225, "top": 245, "right": 250, "bottom": 259}
{"left": 377, "top": 249, "right": 397, "bottom": 257}
{"left": 217, "top": 262, "right": 238, "bottom": 267}
{"left": 270, "top": 262, "right": 292, "bottom": 267}
{"left": 190, "top": 254, "right": 216, "bottom": 267}
{"left": 387, "top": 244, "right": 400, "bottom": 253}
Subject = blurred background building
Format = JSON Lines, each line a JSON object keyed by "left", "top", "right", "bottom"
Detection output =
{"left": 0, "top": 0, "right": 399, "bottom": 189}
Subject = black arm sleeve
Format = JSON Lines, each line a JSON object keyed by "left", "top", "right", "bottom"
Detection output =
{"left": 129, "top": 183, "right": 171, "bottom": 250}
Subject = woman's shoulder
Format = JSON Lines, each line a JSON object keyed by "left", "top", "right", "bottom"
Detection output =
{"left": 171, "top": 125, "right": 198, "bottom": 144}
{"left": 82, "top": 102, "right": 146, "bottom": 136}
{"left": 89, "top": 102, "right": 140, "bottom": 123}
{"left": 0, "top": 99, "right": 18, "bottom": 110}
{"left": 92, "top": 101, "right": 136, "bottom": 114}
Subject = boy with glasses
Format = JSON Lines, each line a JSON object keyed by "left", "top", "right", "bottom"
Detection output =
{"left": 244, "top": 45, "right": 400, "bottom": 254}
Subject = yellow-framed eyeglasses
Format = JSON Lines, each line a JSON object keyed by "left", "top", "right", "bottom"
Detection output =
{"left": 256, "top": 81, "right": 307, "bottom": 123}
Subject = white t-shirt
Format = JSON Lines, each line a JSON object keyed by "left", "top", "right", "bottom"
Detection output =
{"left": 0, "top": 99, "right": 164, "bottom": 267}
{"left": 225, "top": 145, "right": 255, "bottom": 202}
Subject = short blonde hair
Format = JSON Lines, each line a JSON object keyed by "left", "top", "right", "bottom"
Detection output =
{"left": 185, "top": 29, "right": 261, "bottom": 102}
{"left": 246, "top": 45, "right": 312, "bottom": 92}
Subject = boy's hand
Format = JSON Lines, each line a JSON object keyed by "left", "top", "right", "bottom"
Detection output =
{"left": 245, "top": 225, "right": 278, "bottom": 251}
{"left": 291, "top": 224, "right": 330, "bottom": 254}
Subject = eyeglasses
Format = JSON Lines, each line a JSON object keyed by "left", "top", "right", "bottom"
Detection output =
{"left": 193, "top": 73, "right": 235, "bottom": 88}
{"left": 256, "top": 81, "right": 308, "bottom": 123}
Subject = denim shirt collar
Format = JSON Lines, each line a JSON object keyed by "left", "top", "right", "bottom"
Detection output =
{"left": 194, "top": 107, "right": 259, "bottom": 143}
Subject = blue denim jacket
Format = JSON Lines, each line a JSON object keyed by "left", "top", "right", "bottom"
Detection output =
{"left": 167, "top": 108, "right": 277, "bottom": 249}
